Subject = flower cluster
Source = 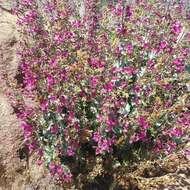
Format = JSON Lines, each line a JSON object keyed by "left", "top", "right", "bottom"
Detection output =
{"left": 10, "top": 0, "right": 190, "bottom": 185}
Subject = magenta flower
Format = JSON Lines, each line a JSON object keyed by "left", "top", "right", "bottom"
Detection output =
{"left": 171, "top": 22, "right": 182, "bottom": 35}
{"left": 126, "top": 6, "right": 132, "bottom": 17}
{"left": 37, "top": 148, "right": 44, "bottom": 157}
{"left": 89, "top": 58, "right": 105, "bottom": 69}
{"left": 36, "top": 159, "right": 43, "bottom": 166}
{"left": 123, "top": 123, "right": 129, "bottom": 133}
{"left": 56, "top": 165, "right": 64, "bottom": 176}
{"left": 106, "top": 118, "right": 116, "bottom": 127}
{"left": 103, "top": 81, "right": 115, "bottom": 93}
{"left": 50, "top": 124, "right": 59, "bottom": 135}
{"left": 47, "top": 74, "right": 55, "bottom": 86}
{"left": 126, "top": 43, "right": 133, "bottom": 55}
{"left": 28, "top": 141, "right": 37, "bottom": 151}
{"left": 137, "top": 116, "right": 150, "bottom": 130}
{"left": 159, "top": 41, "right": 168, "bottom": 50}
{"left": 90, "top": 76, "right": 99, "bottom": 87}
{"left": 93, "top": 132, "right": 101, "bottom": 142}
{"left": 138, "top": 130, "right": 147, "bottom": 141}
{"left": 67, "top": 147, "right": 75, "bottom": 156}
{"left": 97, "top": 114, "right": 103, "bottom": 122}
{"left": 63, "top": 172, "right": 72, "bottom": 183}
{"left": 172, "top": 58, "right": 185, "bottom": 72}
{"left": 163, "top": 83, "right": 173, "bottom": 90}
{"left": 49, "top": 162, "right": 57, "bottom": 174}
{"left": 134, "top": 85, "right": 141, "bottom": 94}
{"left": 172, "top": 58, "right": 182, "bottom": 66}
{"left": 40, "top": 100, "right": 48, "bottom": 112}
{"left": 21, "top": 122, "right": 32, "bottom": 138}
{"left": 49, "top": 58, "right": 57, "bottom": 68}
{"left": 170, "top": 128, "right": 183, "bottom": 137}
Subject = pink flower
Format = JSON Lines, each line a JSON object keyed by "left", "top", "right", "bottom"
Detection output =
{"left": 123, "top": 123, "right": 129, "bottom": 132}
{"left": 129, "top": 133, "right": 139, "bottom": 143}
{"left": 57, "top": 165, "right": 64, "bottom": 176}
{"left": 163, "top": 83, "right": 172, "bottom": 90}
{"left": 97, "top": 114, "right": 103, "bottom": 122}
{"left": 89, "top": 58, "right": 105, "bottom": 69}
{"left": 49, "top": 58, "right": 57, "bottom": 68}
{"left": 37, "top": 148, "right": 44, "bottom": 157}
{"left": 25, "top": 75, "right": 36, "bottom": 91}
{"left": 126, "top": 6, "right": 132, "bottom": 17}
{"left": 90, "top": 76, "right": 99, "bottom": 87}
{"left": 93, "top": 132, "right": 101, "bottom": 142}
{"left": 159, "top": 41, "right": 168, "bottom": 50}
{"left": 104, "top": 81, "right": 115, "bottom": 93}
{"left": 20, "top": 0, "right": 33, "bottom": 6}
{"left": 63, "top": 172, "right": 72, "bottom": 182}
{"left": 166, "top": 141, "right": 176, "bottom": 154}
{"left": 45, "top": 2, "right": 55, "bottom": 13}
{"left": 63, "top": 50, "right": 69, "bottom": 58}
{"left": 21, "top": 122, "right": 32, "bottom": 138}
{"left": 147, "top": 60, "right": 155, "bottom": 70}
{"left": 124, "top": 66, "right": 138, "bottom": 75}
{"left": 137, "top": 116, "right": 150, "bottom": 130}
{"left": 126, "top": 43, "right": 133, "bottom": 54}
{"left": 138, "top": 131, "right": 147, "bottom": 141}
{"left": 28, "top": 141, "right": 37, "bottom": 151}
{"left": 171, "top": 22, "right": 182, "bottom": 35}
{"left": 134, "top": 85, "right": 141, "bottom": 94}
{"left": 67, "top": 147, "right": 75, "bottom": 156}
{"left": 172, "top": 58, "right": 185, "bottom": 72}
{"left": 170, "top": 128, "right": 183, "bottom": 137}
{"left": 106, "top": 118, "right": 116, "bottom": 127}
{"left": 36, "top": 159, "right": 43, "bottom": 166}
{"left": 47, "top": 74, "right": 55, "bottom": 86}
{"left": 49, "top": 162, "right": 57, "bottom": 173}
{"left": 115, "top": 7, "right": 123, "bottom": 16}
{"left": 67, "top": 111, "right": 75, "bottom": 123}
{"left": 54, "top": 33, "right": 64, "bottom": 44}
{"left": 50, "top": 125, "right": 59, "bottom": 134}
{"left": 40, "top": 100, "right": 48, "bottom": 112}
{"left": 172, "top": 58, "right": 182, "bottom": 66}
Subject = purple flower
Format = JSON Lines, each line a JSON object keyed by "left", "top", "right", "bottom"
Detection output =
{"left": 90, "top": 76, "right": 99, "bottom": 87}
{"left": 104, "top": 81, "right": 115, "bottom": 93}
{"left": 89, "top": 58, "right": 105, "bottom": 69}
{"left": 137, "top": 116, "right": 150, "bottom": 130}
{"left": 40, "top": 100, "right": 48, "bottom": 112}
{"left": 47, "top": 74, "right": 55, "bottom": 86}
{"left": 93, "top": 132, "right": 101, "bottom": 142}
{"left": 21, "top": 122, "right": 32, "bottom": 138}
{"left": 50, "top": 125, "right": 59, "bottom": 134}
{"left": 126, "top": 6, "right": 132, "bottom": 17}
{"left": 170, "top": 128, "right": 183, "bottom": 137}
{"left": 37, "top": 148, "right": 44, "bottom": 157}
{"left": 126, "top": 43, "right": 133, "bottom": 54}
{"left": 171, "top": 22, "right": 182, "bottom": 35}
{"left": 28, "top": 141, "right": 37, "bottom": 151}
{"left": 163, "top": 83, "right": 173, "bottom": 90}
{"left": 49, "top": 58, "right": 57, "bottom": 68}
{"left": 67, "top": 147, "right": 75, "bottom": 156}
{"left": 57, "top": 165, "right": 64, "bottom": 176}
{"left": 172, "top": 58, "right": 185, "bottom": 72}
{"left": 63, "top": 172, "right": 72, "bottom": 182}
{"left": 49, "top": 162, "right": 57, "bottom": 174}
{"left": 159, "top": 41, "right": 168, "bottom": 50}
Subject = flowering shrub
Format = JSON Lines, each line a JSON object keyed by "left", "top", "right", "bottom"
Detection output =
{"left": 6, "top": 0, "right": 190, "bottom": 187}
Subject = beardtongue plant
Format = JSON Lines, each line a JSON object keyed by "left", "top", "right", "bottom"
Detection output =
{"left": 6, "top": 0, "right": 190, "bottom": 186}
